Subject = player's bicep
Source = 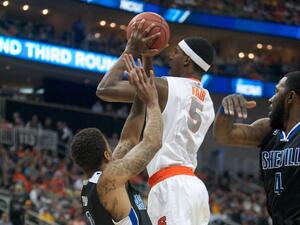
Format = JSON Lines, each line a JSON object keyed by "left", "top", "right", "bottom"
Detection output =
{"left": 97, "top": 175, "right": 131, "bottom": 222}
{"left": 97, "top": 76, "right": 168, "bottom": 106}
{"left": 228, "top": 118, "right": 271, "bottom": 147}
{"left": 97, "top": 80, "right": 136, "bottom": 103}
{"left": 105, "top": 141, "right": 156, "bottom": 187}
{"left": 112, "top": 140, "right": 134, "bottom": 161}
{"left": 99, "top": 152, "right": 145, "bottom": 188}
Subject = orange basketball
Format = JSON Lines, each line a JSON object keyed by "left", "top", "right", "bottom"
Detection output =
{"left": 126, "top": 12, "right": 170, "bottom": 51}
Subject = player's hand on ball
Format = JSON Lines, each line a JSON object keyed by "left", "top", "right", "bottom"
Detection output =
{"left": 125, "top": 19, "right": 160, "bottom": 57}
{"left": 222, "top": 94, "right": 256, "bottom": 119}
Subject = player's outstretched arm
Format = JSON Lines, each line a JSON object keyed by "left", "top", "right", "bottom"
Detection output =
{"left": 96, "top": 19, "right": 161, "bottom": 103}
{"left": 99, "top": 67, "right": 162, "bottom": 186}
{"left": 97, "top": 68, "right": 163, "bottom": 222}
{"left": 142, "top": 55, "right": 153, "bottom": 77}
{"left": 112, "top": 95, "right": 145, "bottom": 160}
{"left": 213, "top": 94, "right": 272, "bottom": 147}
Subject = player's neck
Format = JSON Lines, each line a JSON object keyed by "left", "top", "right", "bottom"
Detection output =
{"left": 284, "top": 109, "right": 300, "bottom": 134}
{"left": 100, "top": 162, "right": 108, "bottom": 171}
{"left": 187, "top": 74, "right": 201, "bottom": 81}
{"left": 85, "top": 171, "right": 95, "bottom": 179}
{"left": 181, "top": 68, "right": 201, "bottom": 80}
{"left": 85, "top": 164, "right": 106, "bottom": 179}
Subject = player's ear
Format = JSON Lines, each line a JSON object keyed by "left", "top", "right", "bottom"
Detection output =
{"left": 103, "top": 150, "right": 112, "bottom": 161}
{"left": 287, "top": 91, "right": 296, "bottom": 104}
{"left": 183, "top": 56, "right": 191, "bottom": 67}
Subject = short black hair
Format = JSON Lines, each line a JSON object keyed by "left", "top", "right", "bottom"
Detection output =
{"left": 183, "top": 37, "right": 214, "bottom": 73}
{"left": 285, "top": 71, "right": 300, "bottom": 96}
{"left": 70, "top": 128, "right": 108, "bottom": 173}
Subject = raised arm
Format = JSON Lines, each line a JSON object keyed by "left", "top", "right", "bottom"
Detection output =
{"left": 213, "top": 94, "right": 272, "bottom": 147}
{"left": 97, "top": 67, "right": 163, "bottom": 222}
{"left": 124, "top": 54, "right": 168, "bottom": 110}
{"left": 96, "top": 52, "right": 134, "bottom": 103}
{"left": 96, "top": 19, "right": 160, "bottom": 103}
{"left": 142, "top": 55, "right": 153, "bottom": 76}
{"left": 112, "top": 96, "right": 145, "bottom": 160}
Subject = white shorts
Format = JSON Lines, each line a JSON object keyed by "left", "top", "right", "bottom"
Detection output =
{"left": 147, "top": 175, "right": 210, "bottom": 225}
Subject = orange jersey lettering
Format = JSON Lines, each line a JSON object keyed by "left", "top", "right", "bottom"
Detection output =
{"left": 192, "top": 86, "right": 206, "bottom": 102}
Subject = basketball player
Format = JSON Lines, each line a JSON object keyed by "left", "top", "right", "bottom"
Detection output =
{"left": 213, "top": 71, "right": 300, "bottom": 225}
{"left": 97, "top": 20, "right": 215, "bottom": 225}
{"left": 71, "top": 68, "right": 163, "bottom": 225}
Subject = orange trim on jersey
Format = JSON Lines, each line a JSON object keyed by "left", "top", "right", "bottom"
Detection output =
{"left": 188, "top": 77, "right": 201, "bottom": 83}
{"left": 148, "top": 166, "right": 195, "bottom": 188}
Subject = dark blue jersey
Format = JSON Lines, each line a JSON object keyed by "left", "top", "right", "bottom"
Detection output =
{"left": 260, "top": 122, "right": 300, "bottom": 225}
{"left": 80, "top": 171, "right": 152, "bottom": 225}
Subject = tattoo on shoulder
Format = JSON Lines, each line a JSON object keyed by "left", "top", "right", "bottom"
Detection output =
{"left": 102, "top": 179, "right": 117, "bottom": 194}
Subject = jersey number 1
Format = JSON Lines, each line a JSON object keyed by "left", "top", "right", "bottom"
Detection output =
{"left": 187, "top": 96, "right": 203, "bottom": 133}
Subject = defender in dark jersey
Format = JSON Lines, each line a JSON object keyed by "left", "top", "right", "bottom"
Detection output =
{"left": 71, "top": 68, "right": 162, "bottom": 225}
{"left": 213, "top": 71, "right": 300, "bottom": 225}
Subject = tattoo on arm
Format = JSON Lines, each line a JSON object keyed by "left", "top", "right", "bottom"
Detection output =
{"left": 112, "top": 141, "right": 134, "bottom": 161}
{"left": 112, "top": 96, "right": 145, "bottom": 160}
{"left": 96, "top": 54, "right": 136, "bottom": 102}
{"left": 118, "top": 104, "right": 162, "bottom": 179}
{"left": 97, "top": 54, "right": 126, "bottom": 91}
{"left": 101, "top": 102, "right": 162, "bottom": 190}
{"left": 102, "top": 179, "right": 117, "bottom": 194}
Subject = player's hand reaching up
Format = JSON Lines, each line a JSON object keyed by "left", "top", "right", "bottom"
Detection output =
{"left": 222, "top": 94, "right": 256, "bottom": 119}
{"left": 123, "top": 54, "right": 158, "bottom": 106}
{"left": 124, "top": 53, "right": 142, "bottom": 73}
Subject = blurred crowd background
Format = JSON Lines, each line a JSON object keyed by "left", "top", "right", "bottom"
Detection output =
{"left": 146, "top": 0, "right": 300, "bottom": 25}
{"left": 0, "top": 95, "right": 271, "bottom": 225}
{"left": 0, "top": 114, "right": 270, "bottom": 225}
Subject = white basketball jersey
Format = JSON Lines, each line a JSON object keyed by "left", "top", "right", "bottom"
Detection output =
{"left": 147, "top": 76, "right": 215, "bottom": 176}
